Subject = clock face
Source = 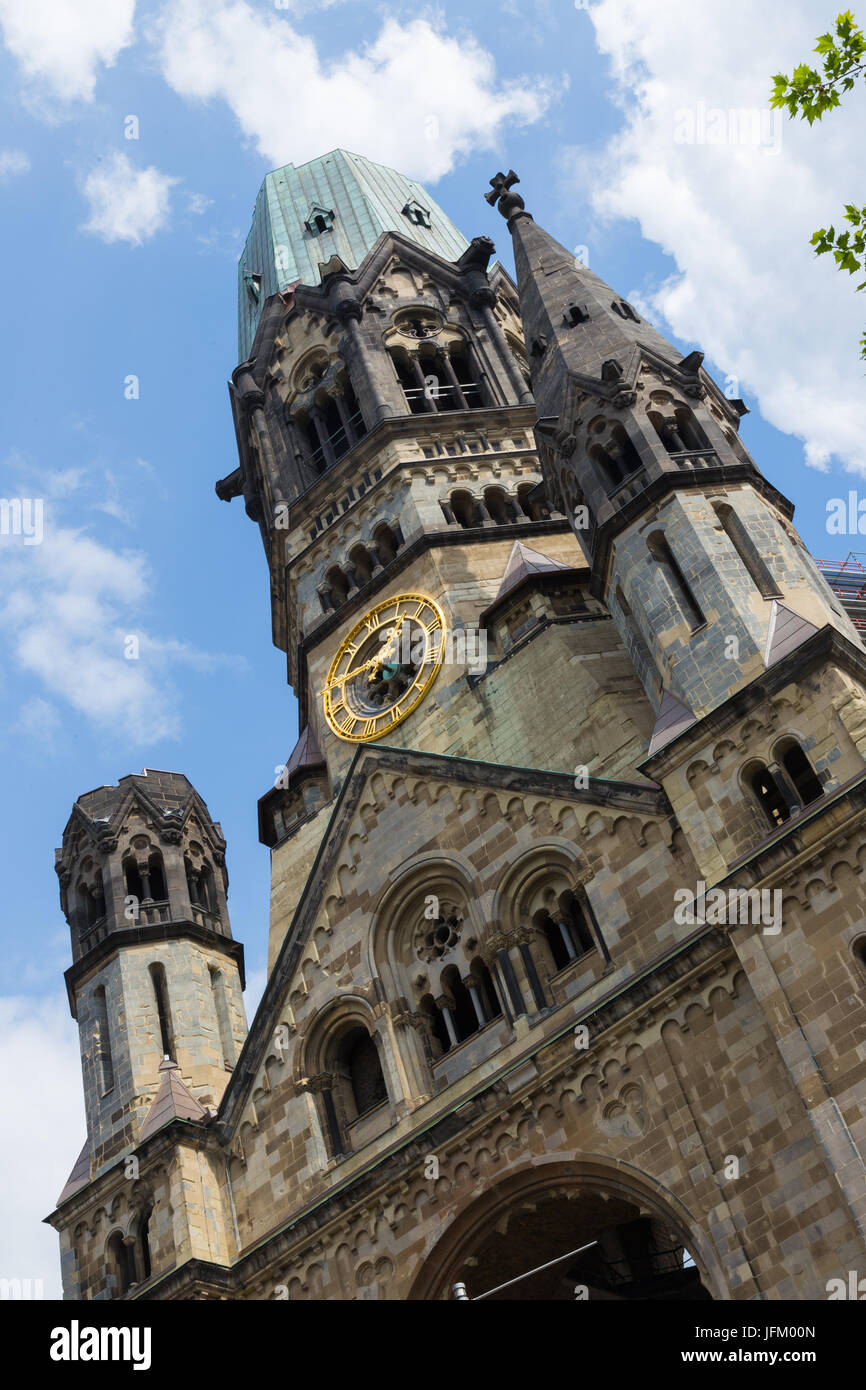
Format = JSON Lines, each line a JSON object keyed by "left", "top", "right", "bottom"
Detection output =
{"left": 321, "top": 593, "right": 446, "bottom": 743}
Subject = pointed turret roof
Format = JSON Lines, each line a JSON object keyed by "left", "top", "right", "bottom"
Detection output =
{"left": 480, "top": 541, "right": 582, "bottom": 625}
{"left": 56, "top": 1141, "right": 89, "bottom": 1206}
{"left": 138, "top": 1057, "right": 209, "bottom": 1143}
{"left": 283, "top": 725, "right": 326, "bottom": 784}
{"left": 647, "top": 690, "right": 698, "bottom": 757}
{"left": 497, "top": 541, "right": 572, "bottom": 600}
{"left": 764, "top": 601, "right": 820, "bottom": 667}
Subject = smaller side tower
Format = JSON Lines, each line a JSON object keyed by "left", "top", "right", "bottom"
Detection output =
{"left": 55, "top": 770, "right": 247, "bottom": 1174}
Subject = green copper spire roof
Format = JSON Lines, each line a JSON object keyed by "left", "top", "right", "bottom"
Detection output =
{"left": 237, "top": 148, "right": 469, "bottom": 361}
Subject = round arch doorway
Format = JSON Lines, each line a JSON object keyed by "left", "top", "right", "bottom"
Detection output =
{"left": 409, "top": 1161, "right": 720, "bottom": 1301}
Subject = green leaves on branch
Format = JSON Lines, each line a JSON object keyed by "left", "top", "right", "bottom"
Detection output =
{"left": 771, "top": 12, "right": 866, "bottom": 360}
{"left": 770, "top": 9, "right": 865, "bottom": 123}
{"left": 812, "top": 205, "right": 866, "bottom": 285}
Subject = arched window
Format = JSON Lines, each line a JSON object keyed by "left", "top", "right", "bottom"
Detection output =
{"left": 137, "top": 1208, "right": 152, "bottom": 1283}
{"left": 325, "top": 565, "right": 350, "bottom": 608}
{"left": 147, "top": 852, "right": 167, "bottom": 902}
{"left": 342, "top": 378, "right": 367, "bottom": 441}
{"left": 420, "top": 993, "right": 452, "bottom": 1057}
{"left": 534, "top": 892, "right": 594, "bottom": 973}
{"left": 93, "top": 985, "right": 115, "bottom": 1094}
{"left": 647, "top": 531, "right": 706, "bottom": 630}
{"left": 441, "top": 965, "right": 478, "bottom": 1044}
{"left": 320, "top": 396, "right": 348, "bottom": 461}
{"left": 349, "top": 544, "right": 375, "bottom": 587}
{"left": 777, "top": 740, "right": 824, "bottom": 808}
{"left": 294, "top": 411, "right": 326, "bottom": 474}
{"left": 123, "top": 858, "right": 143, "bottom": 901}
{"left": 372, "top": 522, "right": 399, "bottom": 567}
{"left": 712, "top": 502, "right": 781, "bottom": 599}
{"left": 608, "top": 423, "right": 643, "bottom": 478}
{"left": 451, "top": 491, "right": 479, "bottom": 528}
{"left": 149, "top": 963, "right": 174, "bottom": 1059}
{"left": 590, "top": 442, "right": 625, "bottom": 491}
{"left": 484, "top": 488, "right": 510, "bottom": 525}
{"left": 389, "top": 349, "right": 426, "bottom": 415}
{"left": 344, "top": 1029, "right": 388, "bottom": 1116}
{"left": 198, "top": 861, "right": 217, "bottom": 913}
{"left": 77, "top": 884, "right": 97, "bottom": 931}
{"left": 209, "top": 966, "right": 235, "bottom": 1070}
{"left": 185, "top": 855, "right": 199, "bottom": 905}
{"left": 469, "top": 957, "right": 502, "bottom": 1023}
{"left": 318, "top": 1023, "right": 389, "bottom": 1154}
{"left": 674, "top": 408, "right": 710, "bottom": 453}
{"left": 448, "top": 346, "right": 485, "bottom": 408}
{"left": 517, "top": 482, "right": 548, "bottom": 522}
{"left": 852, "top": 937, "right": 866, "bottom": 985}
{"left": 748, "top": 763, "right": 791, "bottom": 829}
{"left": 106, "top": 1231, "right": 132, "bottom": 1297}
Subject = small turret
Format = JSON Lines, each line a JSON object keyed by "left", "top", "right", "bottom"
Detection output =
{"left": 55, "top": 770, "right": 247, "bottom": 1172}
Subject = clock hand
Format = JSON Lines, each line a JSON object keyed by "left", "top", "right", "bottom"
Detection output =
{"left": 318, "top": 652, "right": 397, "bottom": 698}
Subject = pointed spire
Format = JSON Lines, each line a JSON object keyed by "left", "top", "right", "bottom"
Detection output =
{"left": 480, "top": 541, "right": 580, "bottom": 625}
{"left": 282, "top": 725, "right": 326, "bottom": 786}
{"left": 647, "top": 690, "right": 697, "bottom": 757}
{"left": 56, "top": 1141, "right": 90, "bottom": 1205}
{"left": 764, "top": 601, "right": 820, "bottom": 667}
{"left": 138, "top": 1056, "right": 209, "bottom": 1143}
{"left": 495, "top": 540, "right": 572, "bottom": 602}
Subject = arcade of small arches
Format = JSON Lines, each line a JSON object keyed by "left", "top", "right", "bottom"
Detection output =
{"left": 318, "top": 519, "right": 404, "bottom": 612}
{"left": 441, "top": 482, "right": 553, "bottom": 529}
{"left": 294, "top": 862, "right": 605, "bottom": 1162}
{"left": 571, "top": 389, "right": 749, "bottom": 500}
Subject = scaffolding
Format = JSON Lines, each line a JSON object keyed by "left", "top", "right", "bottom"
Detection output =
{"left": 815, "top": 552, "right": 866, "bottom": 632}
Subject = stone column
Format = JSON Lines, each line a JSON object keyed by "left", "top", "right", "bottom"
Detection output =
{"left": 160, "top": 832, "right": 190, "bottom": 922}
{"left": 337, "top": 303, "right": 391, "bottom": 427}
{"left": 471, "top": 287, "right": 535, "bottom": 405}
{"left": 466, "top": 979, "right": 487, "bottom": 1029}
{"left": 440, "top": 349, "right": 468, "bottom": 410}
{"left": 557, "top": 920, "right": 578, "bottom": 962}
{"left": 333, "top": 391, "right": 356, "bottom": 446}
{"left": 410, "top": 355, "right": 438, "bottom": 414}
{"left": 438, "top": 1002, "right": 459, "bottom": 1048}
{"left": 309, "top": 406, "right": 335, "bottom": 470}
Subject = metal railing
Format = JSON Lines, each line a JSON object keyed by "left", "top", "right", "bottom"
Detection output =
{"left": 308, "top": 408, "right": 366, "bottom": 470}
{"left": 401, "top": 381, "right": 483, "bottom": 412}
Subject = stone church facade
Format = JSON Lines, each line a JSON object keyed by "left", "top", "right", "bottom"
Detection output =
{"left": 47, "top": 150, "right": 866, "bottom": 1301}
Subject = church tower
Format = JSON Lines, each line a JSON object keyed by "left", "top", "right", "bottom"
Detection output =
{"left": 48, "top": 152, "right": 866, "bottom": 1304}
{"left": 218, "top": 149, "right": 654, "bottom": 976}
{"left": 50, "top": 771, "right": 246, "bottom": 1297}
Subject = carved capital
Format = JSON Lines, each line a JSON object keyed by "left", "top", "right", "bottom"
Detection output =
{"left": 336, "top": 299, "right": 362, "bottom": 325}
{"left": 469, "top": 286, "right": 497, "bottom": 311}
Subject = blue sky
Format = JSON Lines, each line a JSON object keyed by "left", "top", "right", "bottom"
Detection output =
{"left": 0, "top": 0, "right": 862, "bottom": 1293}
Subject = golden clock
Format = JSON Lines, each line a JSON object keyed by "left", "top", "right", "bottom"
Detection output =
{"left": 321, "top": 593, "right": 446, "bottom": 743}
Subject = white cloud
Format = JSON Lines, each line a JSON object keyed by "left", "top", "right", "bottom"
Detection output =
{"left": 0, "top": 0, "right": 135, "bottom": 104}
{"left": 580, "top": 0, "right": 866, "bottom": 474}
{"left": 186, "top": 190, "right": 213, "bottom": 216}
{"left": 0, "top": 148, "right": 30, "bottom": 177}
{"left": 0, "top": 471, "right": 241, "bottom": 743}
{"left": 0, "top": 993, "right": 84, "bottom": 1299}
{"left": 82, "top": 152, "right": 178, "bottom": 246}
{"left": 155, "top": 0, "right": 554, "bottom": 181}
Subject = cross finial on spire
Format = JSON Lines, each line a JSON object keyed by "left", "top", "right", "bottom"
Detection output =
{"left": 484, "top": 169, "right": 528, "bottom": 221}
